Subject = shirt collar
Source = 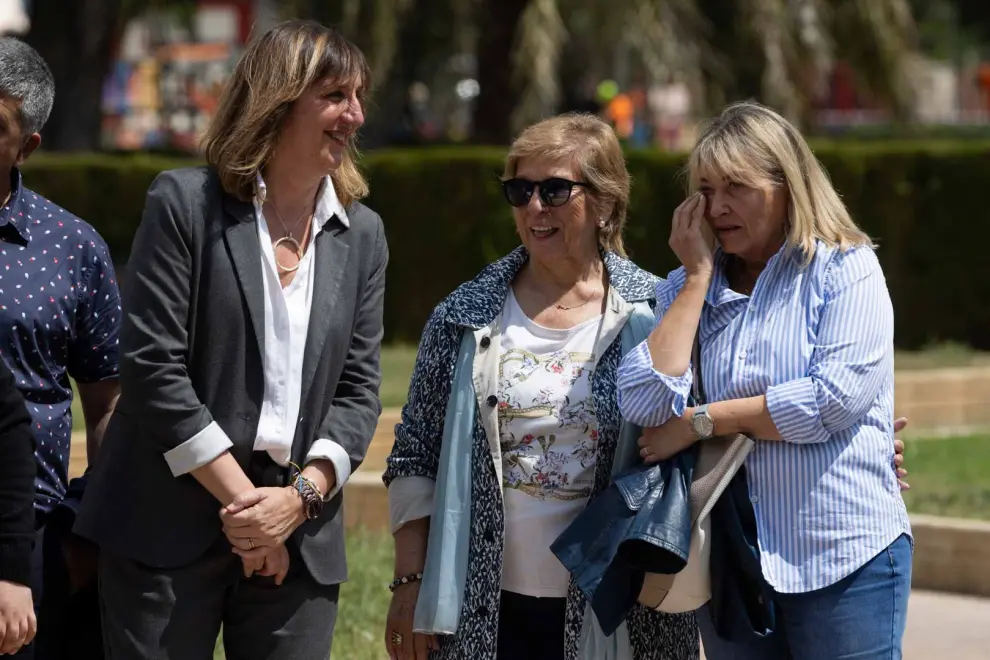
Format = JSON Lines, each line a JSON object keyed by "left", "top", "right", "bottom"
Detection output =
{"left": 253, "top": 172, "right": 350, "bottom": 229}
{"left": 0, "top": 168, "right": 31, "bottom": 242}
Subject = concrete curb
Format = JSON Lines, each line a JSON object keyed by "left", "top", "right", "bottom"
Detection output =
{"left": 342, "top": 474, "right": 990, "bottom": 599}
{"left": 894, "top": 367, "right": 990, "bottom": 433}
{"left": 909, "top": 514, "right": 990, "bottom": 598}
{"left": 343, "top": 472, "right": 391, "bottom": 532}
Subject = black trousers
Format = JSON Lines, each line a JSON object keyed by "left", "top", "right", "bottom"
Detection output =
{"left": 98, "top": 452, "right": 339, "bottom": 660}
{"left": 497, "top": 590, "right": 567, "bottom": 660}
{"left": 98, "top": 537, "right": 339, "bottom": 660}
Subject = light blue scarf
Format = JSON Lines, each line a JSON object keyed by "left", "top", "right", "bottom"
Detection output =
{"left": 414, "top": 302, "right": 657, "bottom": 658}
{"left": 413, "top": 328, "right": 476, "bottom": 635}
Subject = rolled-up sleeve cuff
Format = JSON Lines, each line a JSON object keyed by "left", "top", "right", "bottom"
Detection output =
{"left": 766, "top": 377, "right": 828, "bottom": 444}
{"left": 617, "top": 341, "right": 693, "bottom": 427}
{"left": 306, "top": 439, "right": 352, "bottom": 499}
{"left": 387, "top": 476, "right": 435, "bottom": 534}
{"left": 163, "top": 421, "right": 233, "bottom": 477}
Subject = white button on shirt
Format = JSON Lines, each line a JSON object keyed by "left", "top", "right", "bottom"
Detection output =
{"left": 163, "top": 174, "right": 352, "bottom": 498}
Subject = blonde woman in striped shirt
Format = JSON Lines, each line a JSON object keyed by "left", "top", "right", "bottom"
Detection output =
{"left": 617, "top": 101, "right": 912, "bottom": 660}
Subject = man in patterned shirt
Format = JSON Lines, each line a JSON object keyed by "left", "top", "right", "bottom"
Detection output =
{"left": 0, "top": 37, "right": 121, "bottom": 658}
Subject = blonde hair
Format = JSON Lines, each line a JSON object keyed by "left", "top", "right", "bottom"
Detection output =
{"left": 200, "top": 20, "right": 371, "bottom": 205}
{"left": 687, "top": 101, "right": 872, "bottom": 262}
{"left": 503, "top": 113, "right": 630, "bottom": 256}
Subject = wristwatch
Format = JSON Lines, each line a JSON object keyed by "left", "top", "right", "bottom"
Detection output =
{"left": 691, "top": 404, "right": 716, "bottom": 440}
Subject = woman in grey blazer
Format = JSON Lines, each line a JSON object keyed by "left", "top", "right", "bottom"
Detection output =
{"left": 74, "top": 20, "right": 388, "bottom": 660}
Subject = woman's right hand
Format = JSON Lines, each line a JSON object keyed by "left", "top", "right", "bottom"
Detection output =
{"left": 669, "top": 192, "right": 715, "bottom": 277}
{"left": 385, "top": 581, "right": 438, "bottom": 660}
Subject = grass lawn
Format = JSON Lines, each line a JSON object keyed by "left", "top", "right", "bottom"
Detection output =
{"left": 893, "top": 342, "right": 990, "bottom": 371}
{"left": 901, "top": 433, "right": 990, "bottom": 521}
{"left": 378, "top": 344, "right": 418, "bottom": 408}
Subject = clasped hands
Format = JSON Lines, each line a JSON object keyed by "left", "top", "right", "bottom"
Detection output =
{"left": 219, "top": 486, "right": 307, "bottom": 585}
{"left": 638, "top": 411, "right": 911, "bottom": 490}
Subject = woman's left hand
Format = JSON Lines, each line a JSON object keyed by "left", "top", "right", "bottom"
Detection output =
{"left": 638, "top": 411, "right": 699, "bottom": 463}
{"left": 256, "top": 544, "right": 291, "bottom": 585}
{"left": 220, "top": 486, "right": 306, "bottom": 559}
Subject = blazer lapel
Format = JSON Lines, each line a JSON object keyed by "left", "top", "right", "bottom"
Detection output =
{"left": 298, "top": 222, "right": 351, "bottom": 421}
{"left": 223, "top": 195, "right": 265, "bottom": 361}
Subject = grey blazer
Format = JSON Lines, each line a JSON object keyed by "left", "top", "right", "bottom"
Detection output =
{"left": 74, "top": 166, "right": 387, "bottom": 585}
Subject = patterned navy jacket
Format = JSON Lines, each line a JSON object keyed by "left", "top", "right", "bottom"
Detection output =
{"left": 0, "top": 168, "right": 121, "bottom": 516}
{"left": 385, "top": 246, "right": 700, "bottom": 660}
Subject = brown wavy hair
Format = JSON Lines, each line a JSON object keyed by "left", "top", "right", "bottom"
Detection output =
{"left": 200, "top": 20, "right": 371, "bottom": 204}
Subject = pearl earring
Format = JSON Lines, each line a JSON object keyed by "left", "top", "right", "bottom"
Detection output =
{"left": 598, "top": 218, "right": 606, "bottom": 228}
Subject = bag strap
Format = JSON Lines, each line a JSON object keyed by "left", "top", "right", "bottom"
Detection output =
{"left": 691, "top": 331, "right": 706, "bottom": 406}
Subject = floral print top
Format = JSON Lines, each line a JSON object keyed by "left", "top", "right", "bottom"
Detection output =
{"left": 498, "top": 289, "right": 604, "bottom": 597}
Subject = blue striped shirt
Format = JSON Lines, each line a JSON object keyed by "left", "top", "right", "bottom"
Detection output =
{"left": 616, "top": 242, "right": 911, "bottom": 593}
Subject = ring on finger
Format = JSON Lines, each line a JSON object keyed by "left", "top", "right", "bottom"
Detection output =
{"left": 391, "top": 631, "right": 403, "bottom": 646}
{"left": 248, "top": 538, "right": 256, "bottom": 549}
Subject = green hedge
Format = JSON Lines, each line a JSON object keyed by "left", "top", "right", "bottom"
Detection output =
{"left": 22, "top": 143, "right": 990, "bottom": 350}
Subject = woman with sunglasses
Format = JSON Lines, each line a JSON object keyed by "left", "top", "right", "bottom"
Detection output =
{"left": 382, "top": 112, "right": 699, "bottom": 660}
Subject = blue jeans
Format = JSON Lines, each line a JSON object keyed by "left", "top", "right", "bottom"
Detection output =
{"left": 698, "top": 534, "right": 912, "bottom": 660}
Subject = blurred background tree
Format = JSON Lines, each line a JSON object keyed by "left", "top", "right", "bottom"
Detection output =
{"left": 280, "top": 0, "right": 922, "bottom": 144}
{"left": 25, "top": 0, "right": 199, "bottom": 151}
{"left": 15, "top": 0, "right": 944, "bottom": 150}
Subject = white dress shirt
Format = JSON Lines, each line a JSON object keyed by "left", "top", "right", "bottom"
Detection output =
{"left": 163, "top": 174, "right": 352, "bottom": 498}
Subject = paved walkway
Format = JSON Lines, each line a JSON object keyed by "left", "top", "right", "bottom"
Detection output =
{"left": 699, "top": 590, "right": 990, "bottom": 659}
{"left": 901, "top": 590, "right": 990, "bottom": 659}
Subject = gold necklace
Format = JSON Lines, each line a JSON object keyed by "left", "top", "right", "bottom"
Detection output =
{"left": 268, "top": 202, "right": 312, "bottom": 274}
{"left": 551, "top": 280, "right": 607, "bottom": 311}
{"left": 554, "top": 291, "right": 604, "bottom": 311}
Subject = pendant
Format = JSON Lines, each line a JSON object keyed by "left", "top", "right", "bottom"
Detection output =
{"left": 273, "top": 236, "right": 302, "bottom": 273}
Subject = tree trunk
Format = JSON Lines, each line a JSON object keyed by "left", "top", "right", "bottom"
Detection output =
{"left": 471, "top": 0, "right": 529, "bottom": 145}
{"left": 26, "top": 0, "right": 123, "bottom": 152}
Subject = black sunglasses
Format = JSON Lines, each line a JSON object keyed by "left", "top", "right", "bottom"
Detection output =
{"left": 501, "top": 177, "right": 590, "bottom": 208}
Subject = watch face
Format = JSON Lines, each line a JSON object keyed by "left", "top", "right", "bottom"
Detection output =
{"left": 693, "top": 413, "right": 714, "bottom": 437}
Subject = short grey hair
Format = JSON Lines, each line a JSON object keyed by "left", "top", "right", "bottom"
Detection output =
{"left": 0, "top": 37, "right": 54, "bottom": 135}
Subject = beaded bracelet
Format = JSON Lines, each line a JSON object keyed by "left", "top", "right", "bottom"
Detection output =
{"left": 388, "top": 572, "right": 424, "bottom": 593}
{"left": 288, "top": 462, "right": 328, "bottom": 520}
{"left": 294, "top": 478, "right": 323, "bottom": 520}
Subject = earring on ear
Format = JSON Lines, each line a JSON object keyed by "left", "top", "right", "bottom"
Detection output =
{"left": 598, "top": 218, "right": 606, "bottom": 228}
